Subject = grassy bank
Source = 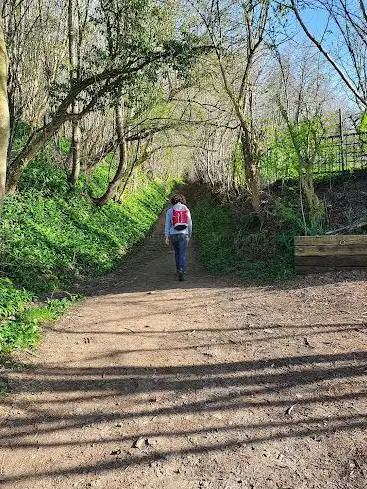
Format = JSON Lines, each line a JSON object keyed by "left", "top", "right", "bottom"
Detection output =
{"left": 0, "top": 157, "right": 175, "bottom": 354}
{"left": 192, "top": 194, "right": 297, "bottom": 283}
{"left": 191, "top": 172, "right": 367, "bottom": 283}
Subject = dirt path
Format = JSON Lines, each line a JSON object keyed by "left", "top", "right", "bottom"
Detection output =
{"left": 1, "top": 213, "right": 367, "bottom": 489}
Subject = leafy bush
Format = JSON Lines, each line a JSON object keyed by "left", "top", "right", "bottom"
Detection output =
{"left": 192, "top": 194, "right": 297, "bottom": 282}
{"left": 1, "top": 160, "right": 174, "bottom": 293}
{"left": 0, "top": 157, "right": 175, "bottom": 353}
{"left": 0, "top": 278, "right": 33, "bottom": 318}
{"left": 0, "top": 297, "right": 78, "bottom": 354}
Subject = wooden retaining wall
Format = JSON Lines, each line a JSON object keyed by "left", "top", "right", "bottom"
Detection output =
{"left": 294, "top": 235, "right": 367, "bottom": 273}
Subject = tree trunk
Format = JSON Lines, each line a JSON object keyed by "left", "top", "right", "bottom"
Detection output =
{"left": 0, "top": 23, "right": 9, "bottom": 207}
{"left": 115, "top": 155, "right": 139, "bottom": 203}
{"left": 300, "top": 160, "right": 323, "bottom": 230}
{"left": 240, "top": 132, "right": 261, "bottom": 216}
{"left": 68, "top": 0, "right": 81, "bottom": 186}
{"left": 6, "top": 115, "right": 68, "bottom": 192}
{"left": 7, "top": 90, "right": 15, "bottom": 161}
{"left": 93, "top": 102, "right": 127, "bottom": 206}
{"left": 69, "top": 119, "right": 81, "bottom": 184}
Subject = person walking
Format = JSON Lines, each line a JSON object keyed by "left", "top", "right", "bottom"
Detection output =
{"left": 164, "top": 193, "right": 192, "bottom": 281}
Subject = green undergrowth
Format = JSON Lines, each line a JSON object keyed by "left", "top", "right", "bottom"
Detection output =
{"left": 0, "top": 153, "right": 176, "bottom": 354}
{"left": 192, "top": 171, "right": 367, "bottom": 283}
{"left": 0, "top": 297, "right": 77, "bottom": 355}
{"left": 191, "top": 193, "right": 303, "bottom": 283}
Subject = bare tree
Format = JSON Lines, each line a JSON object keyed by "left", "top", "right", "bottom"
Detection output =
{"left": 275, "top": 49, "right": 326, "bottom": 231}
{"left": 290, "top": 0, "right": 367, "bottom": 108}
{"left": 0, "top": 20, "right": 9, "bottom": 208}
{"left": 193, "top": 0, "right": 270, "bottom": 215}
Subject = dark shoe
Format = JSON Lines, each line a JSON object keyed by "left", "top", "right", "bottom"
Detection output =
{"left": 178, "top": 269, "right": 185, "bottom": 281}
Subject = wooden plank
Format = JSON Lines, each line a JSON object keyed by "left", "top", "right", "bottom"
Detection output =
{"left": 295, "top": 255, "right": 367, "bottom": 267}
{"left": 295, "top": 265, "right": 367, "bottom": 274}
{"left": 295, "top": 235, "right": 367, "bottom": 246}
{"left": 295, "top": 244, "right": 367, "bottom": 257}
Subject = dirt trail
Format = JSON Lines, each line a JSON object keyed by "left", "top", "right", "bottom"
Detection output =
{"left": 1, "top": 212, "right": 367, "bottom": 489}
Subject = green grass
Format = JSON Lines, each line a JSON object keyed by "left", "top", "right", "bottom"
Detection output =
{"left": 192, "top": 170, "right": 367, "bottom": 282}
{"left": 2, "top": 159, "right": 175, "bottom": 293}
{"left": 0, "top": 154, "right": 176, "bottom": 354}
{"left": 0, "top": 278, "right": 33, "bottom": 318}
{"left": 0, "top": 298, "right": 78, "bottom": 355}
{"left": 191, "top": 194, "right": 300, "bottom": 283}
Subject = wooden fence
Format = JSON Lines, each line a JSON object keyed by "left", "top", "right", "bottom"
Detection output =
{"left": 294, "top": 235, "right": 367, "bottom": 273}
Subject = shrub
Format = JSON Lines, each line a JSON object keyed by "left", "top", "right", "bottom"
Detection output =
{"left": 192, "top": 194, "right": 297, "bottom": 282}
{"left": 0, "top": 157, "right": 175, "bottom": 353}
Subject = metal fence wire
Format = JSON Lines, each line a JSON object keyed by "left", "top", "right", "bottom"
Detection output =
{"left": 316, "top": 132, "right": 367, "bottom": 174}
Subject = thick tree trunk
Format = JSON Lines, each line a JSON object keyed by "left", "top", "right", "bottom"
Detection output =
{"left": 0, "top": 24, "right": 9, "bottom": 207}
{"left": 94, "top": 102, "right": 127, "bottom": 206}
{"left": 6, "top": 114, "right": 68, "bottom": 192}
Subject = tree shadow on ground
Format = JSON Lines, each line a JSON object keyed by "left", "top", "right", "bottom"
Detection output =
{"left": 0, "top": 350, "right": 366, "bottom": 483}
{"left": 1, "top": 205, "right": 366, "bottom": 486}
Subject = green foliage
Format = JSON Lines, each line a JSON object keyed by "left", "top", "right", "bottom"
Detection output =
{"left": 18, "top": 147, "right": 72, "bottom": 195}
{"left": 357, "top": 113, "right": 367, "bottom": 156}
{"left": 59, "top": 137, "right": 71, "bottom": 155}
{"left": 0, "top": 297, "right": 78, "bottom": 354}
{"left": 358, "top": 112, "right": 367, "bottom": 133}
{"left": 192, "top": 194, "right": 298, "bottom": 283}
{"left": 11, "top": 122, "right": 32, "bottom": 154}
{"left": 0, "top": 156, "right": 175, "bottom": 354}
{"left": 2, "top": 159, "right": 173, "bottom": 293}
{"left": 0, "top": 279, "right": 33, "bottom": 318}
{"left": 50, "top": 0, "right": 202, "bottom": 111}
{"left": 0, "top": 314, "right": 42, "bottom": 354}
{"left": 262, "top": 118, "right": 336, "bottom": 183}
{"left": 86, "top": 158, "right": 117, "bottom": 197}
{"left": 262, "top": 131, "right": 299, "bottom": 182}
{"left": 288, "top": 118, "right": 324, "bottom": 165}
{"left": 272, "top": 198, "right": 304, "bottom": 232}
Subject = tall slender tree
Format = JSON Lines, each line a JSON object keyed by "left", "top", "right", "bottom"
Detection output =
{"left": 194, "top": 0, "right": 270, "bottom": 215}
{"left": 0, "top": 21, "right": 9, "bottom": 208}
{"left": 68, "top": 0, "right": 82, "bottom": 185}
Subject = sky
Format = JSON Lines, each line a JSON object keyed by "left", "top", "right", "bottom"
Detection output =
{"left": 283, "top": 2, "right": 361, "bottom": 112}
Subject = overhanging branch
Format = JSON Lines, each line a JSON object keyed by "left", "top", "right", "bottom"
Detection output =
{"left": 290, "top": 0, "right": 367, "bottom": 107}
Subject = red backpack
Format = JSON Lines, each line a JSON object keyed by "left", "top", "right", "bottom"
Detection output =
{"left": 172, "top": 203, "right": 189, "bottom": 231}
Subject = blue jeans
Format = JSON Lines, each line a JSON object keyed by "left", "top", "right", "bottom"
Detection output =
{"left": 171, "top": 234, "right": 189, "bottom": 272}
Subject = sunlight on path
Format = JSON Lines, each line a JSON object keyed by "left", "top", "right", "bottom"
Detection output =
{"left": 1, "top": 230, "right": 366, "bottom": 489}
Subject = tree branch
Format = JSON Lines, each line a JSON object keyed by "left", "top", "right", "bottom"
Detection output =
{"left": 290, "top": 0, "right": 367, "bottom": 107}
